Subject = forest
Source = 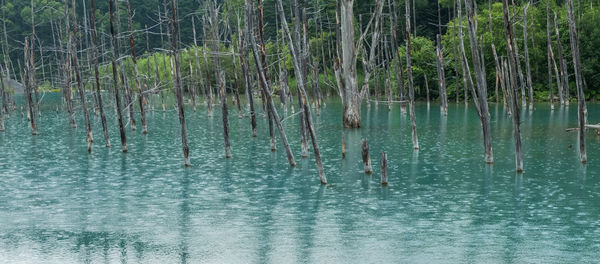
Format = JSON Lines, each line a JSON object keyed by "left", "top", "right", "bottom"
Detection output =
{"left": 1, "top": 0, "right": 600, "bottom": 262}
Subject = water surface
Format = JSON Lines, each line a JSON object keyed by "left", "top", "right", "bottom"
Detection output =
{"left": 1, "top": 94, "right": 599, "bottom": 263}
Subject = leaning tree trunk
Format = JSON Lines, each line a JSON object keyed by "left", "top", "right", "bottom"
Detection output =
{"left": 170, "top": 0, "right": 191, "bottom": 166}
{"left": 502, "top": 0, "right": 523, "bottom": 172}
{"left": 276, "top": 0, "right": 327, "bottom": 183}
{"left": 566, "top": 0, "right": 586, "bottom": 163}
{"left": 247, "top": 0, "right": 296, "bottom": 167}
{"left": 406, "top": 0, "right": 419, "bottom": 149}
{"left": 109, "top": 0, "right": 127, "bottom": 152}
{"left": 70, "top": 0, "right": 93, "bottom": 152}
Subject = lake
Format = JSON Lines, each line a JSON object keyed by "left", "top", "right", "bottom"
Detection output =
{"left": 1, "top": 94, "right": 599, "bottom": 263}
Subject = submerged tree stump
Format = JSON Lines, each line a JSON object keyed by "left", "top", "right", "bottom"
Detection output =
{"left": 380, "top": 151, "right": 388, "bottom": 186}
{"left": 362, "top": 139, "right": 372, "bottom": 174}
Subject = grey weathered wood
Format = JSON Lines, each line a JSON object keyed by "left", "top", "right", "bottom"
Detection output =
{"left": 24, "top": 38, "right": 37, "bottom": 135}
{"left": 276, "top": 0, "right": 326, "bottom": 183}
{"left": 114, "top": 0, "right": 136, "bottom": 131}
{"left": 109, "top": 0, "right": 127, "bottom": 152}
{"left": 566, "top": 0, "right": 586, "bottom": 163}
{"left": 554, "top": 12, "right": 568, "bottom": 105}
{"left": 546, "top": 2, "right": 555, "bottom": 109}
{"left": 70, "top": 0, "right": 93, "bottom": 152}
{"left": 339, "top": 0, "right": 361, "bottom": 128}
{"left": 90, "top": 0, "right": 110, "bottom": 147}
{"left": 248, "top": 0, "right": 297, "bottom": 167}
{"left": 170, "top": 0, "right": 191, "bottom": 166}
{"left": 502, "top": 0, "right": 523, "bottom": 173}
{"left": 380, "top": 151, "right": 388, "bottom": 186}
{"left": 126, "top": 0, "right": 147, "bottom": 134}
{"left": 523, "top": 4, "right": 534, "bottom": 111}
{"left": 436, "top": 34, "right": 447, "bottom": 115}
{"left": 406, "top": 0, "right": 419, "bottom": 150}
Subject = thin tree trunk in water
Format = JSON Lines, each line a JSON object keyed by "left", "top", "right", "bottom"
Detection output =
{"left": 114, "top": 0, "right": 136, "bottom": 131}
{"left": 461, "top": 0, "right": 493, "bottom": 163}
{"left": 90, "top": 0, "right": 110, "bottom": 147}
{"left": 30, "top": 0, "right": 40, "bottom": 118}
{"left": 208, "top": 1, "right": 232, "bottom": 158}
{"left": 60, "top": 4, "right": 76, "bottom": 128}
{"left": 239, "top": 11, "right": 257, "bottom": 137}
{"left": 126, "top": 0, "right": 147, "bottom": 134}
{"left": 546, "top": 2, "right": 555, "bottom": 110}
{"left": 70, "top": 0, "right": 93, "bottom": 152}
{"left": 406, "top": 0, "right": 419, "bottom": 150}
{"left": 24, "top": 38, "right": 37, "bottom": 135}
{"left": 169, "top": 0, "right": 191, "bottom": 166}
{"left": 109, "top": 0, "right": 127, "bottom": 152}
{"left": 523, "top": 4, "right": 534, "bottom": 111}
{"left": 248, "top": 0, "right": 296, "bottom": 167}
{"left": 0, "top": 65, "right": 5, "bottom": 131}
{"left": 436, "top": 34, "right": 447, "bottom": 115}
{"left": 256, "top": 0, "right": 277, "bottom": 152}
{"left": 276, "top": 0, "right": 326, "bottom": 183}
{"left": 425, "top": 74, "right": 430, "bottom": 107}
{"left": 566, "top": 0, "right": 586, "bottom": 163}
{"left": 502, "top": 0, "right": 523, "bottom": 172}
{"left": 361, "top": 139, "right": 372, "bottom": 174}
{"left": 554, "top": 12, "right": 569, "bottom": 105}
{"left": 191, "top": 17, "right": 206, "bottom": 108}
{"left": 491, "top": 44, "right": 507, "bottom": 108}
{"left": 359, "top": 0, "right": 384, "bottom": 103}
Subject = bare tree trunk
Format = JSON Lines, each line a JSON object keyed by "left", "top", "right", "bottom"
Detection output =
{"left": 546, "top": 2, "right": 555, "bottom": 110}
{"left": 24, "top": 38, "right": 37, "bottom": 135}
{"left": 248, "top": 0, "right": 297, "bottom": 167}
{"left": 114, "top": 0, "right": 136, "bottom": 131}
{"left": 425, "top": 74, "right": 430, "bottom": 107}
{"left": 554, "top": 12, "right": 569, "bottom": 105}
{"left": 125, "top": 0, "right": 147, "bottom": 134}
{"left": 359, "top": 0, "right": 384, "bottom": 103}
{"left": 380, "top": 151, "right": 388, "bottom": 186}
{"left": 70, "top": 0, "right": 93, "bottom": 152}
{"left": 89, "top": 0, "right": 110, "bottom": 147}
{"left": 169, "top": 0, "right": 191, "bottom": 166}
{"left": 109, "top": 0, "right": 127, "bottom": 152}
{"left": 0, "top": 65, "right": 5, "bottom": 131}
{"left": 340, "top": 0, "right": 361, "bottom": 128}
{"left": 406, "top": 0, "right": 419, "bottom": 150}
{"left": 491, "top": 44, "right": 507, "bottom": 109}
{"left": 502, "top": 0, "right": 523, "bottom": 172}
{"left": 566, "top": 0, "right": 586, "bottom": 163}
{"left": 30, "top": 0, "right": 40, "bottom": 118}
{"left": 436, "top": 34, "right": 447, "bottom": 115}
{"left": 523, "top": 4, "right": 534, "bottom": 111}
{"left": 276, "top": 0, "right": 326, "bottom": 183}
{"left": 361, "top": 139, "right": 372, "bottom": 174}
{"left": 238, "top": 18, "right": 257, "bottom": 137}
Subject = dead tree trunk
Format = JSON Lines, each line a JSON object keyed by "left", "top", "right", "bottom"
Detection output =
{"left": 0, "top": 65, "right": 5, "bottom": 131}
{"left": 459, "top": 0, "right": 493, "bottom": 163}
{"left": 248, "top": 0, "right": 296, "bottom": 167}
{"left": 170, "top": 0, "right": 191, "bottom": 166}
{"left": 566, "top": 0, "right": 586, "bottom": 163}
{"left": 276, "top": 0, "right": 327, "bottom": 183}
{"left": 380, "top": 151, "right": 388, "bottom": 186}
{"left": 239, "top": 15, "right": 257, "bottom": 137}
{"left": 207, "top": 2, "right": 232, "bottom": 158}
{"left": 114, "top": 0, "right": 136, "bottom": 131}
{"left": 109, "top": 0, "right": 127, "bottom": 152}
{"left": 70, "top": 0, "right": 93, "bottom": 152}
{"left": 523, "top": 4, "right": 534, "bottom": 111}
{"left": 406, "top": 0, "right": 419, "bottom": 150}
{"left": 546, "top": 2, "right": 555, "bottom": 109}
{"left": 191, "top": 17, "right": 205, "bottom": 109}
{"left": 554, "top": 12, "right": 569, "bottom": 105}
{"left": 256, "top": 0, "right": 277, "bottom": 152}
{"left": 436, "top": 34, "right": 447, "bottom": 115}
{"left": 339, "top": 0, "right": 361, "bottom": 128}
{"left": 359, "top": 0, "right": 384, "bottom": 103}
{"left": 362, "top": 139, "right": 372, "bottom": 174}
{"left": 90, "top": 0, "right": 109, "bottom": 147}
{"left": 126, "top": 0, "right": 147, "bottom": 134}
{"left": 24, "top": 38, "right": 37, "bottom": 135}
{"left": 502, "top": 0, "right": 523, "bottom": 172}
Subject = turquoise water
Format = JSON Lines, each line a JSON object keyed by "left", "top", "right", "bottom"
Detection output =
{"left": 1, "top": 94, "right": 599, "bottom": 263}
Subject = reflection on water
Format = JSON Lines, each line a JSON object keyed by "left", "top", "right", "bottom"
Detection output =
{"left": 0, "top": 94, "right": 599, "bottom": 263}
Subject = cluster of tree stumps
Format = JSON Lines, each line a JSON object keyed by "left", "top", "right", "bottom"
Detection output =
{"left": 0, "top": 0, "right": 596, "bottom": 183}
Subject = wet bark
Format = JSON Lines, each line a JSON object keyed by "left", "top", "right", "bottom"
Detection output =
{"left": 566, "top": 0, "right": 586, "bottom": 163}
{"left": 109, "top": 0, "right": 127, "bottom": 152}
{"left": 361, "top": 139, "right": 372, "bottom": 174}
{"left": 126, "top": 0, "right": 147, "bottom": 134}
{"left": 380, "top": 151, "right": 388, "bottom": 186}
